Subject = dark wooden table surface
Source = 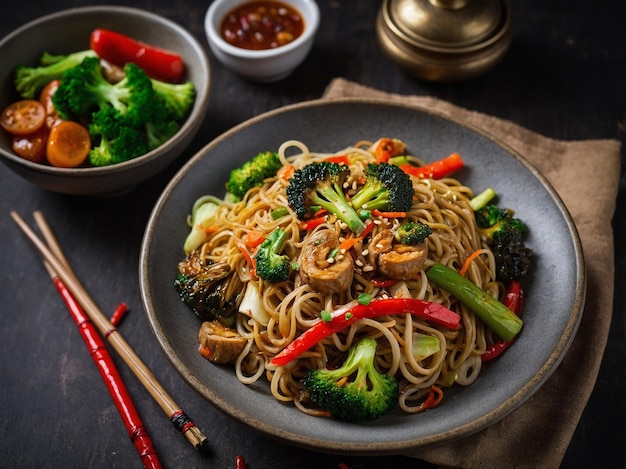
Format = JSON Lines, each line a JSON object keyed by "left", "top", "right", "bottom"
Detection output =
{"left": 1, "top": 1, "right": 624, "bottom": 468}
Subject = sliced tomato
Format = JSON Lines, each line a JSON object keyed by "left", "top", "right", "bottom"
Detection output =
{"left": 1, "top": 100, "right": 46, "bottom": 136}
{"left": 12, "top": 128, "right": 49, "bottom": 163}
{"left": 46, "top": 121, "right": 91, "bottom": 168}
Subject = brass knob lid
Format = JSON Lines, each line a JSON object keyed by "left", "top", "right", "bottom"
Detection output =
{"left": 376, "top": 0, "right": 512, "bottom": 82}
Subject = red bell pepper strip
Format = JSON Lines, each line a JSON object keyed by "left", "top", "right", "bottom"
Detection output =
{"left": 299, "top": 215, "right": 327, "bottom": 230}
{"left": 270, "top": 298, "right": 460, "bottom": 366}
{"left": 481, "top": 280, "right": 524, "bottom": 361}
{"left": 90, "top": 28, "right": 185, "bottom": 83}
{"left": 400, "top": 152, "right": 464, "bottom": 179}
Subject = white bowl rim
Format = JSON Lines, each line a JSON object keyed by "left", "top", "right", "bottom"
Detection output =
{"left": 0, "top": 5, "right": 211, "bottom": 176}
{"left": 205, "top": 0, "right": 320, "bottom": 59}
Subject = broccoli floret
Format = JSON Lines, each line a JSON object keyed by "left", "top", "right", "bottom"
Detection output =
{"left": 394, "top": 221, "right": 432, "bottom": 244}
{"left": 350, "top": 163, "right": 414, "bottom": 213}
{"left": 174, "top": 255, "right": 239, "bottom": 327}
{"left": 301, "top": 337, "right": 399, "bottom": 422}
{"left": 476, "top": 204, "right": 532, "bottom": 281}
{"left": 52, "top": 57, "right": 156, "bottom": 126}
{"left": 14, "top": 49, "right": 98, "bottom": 99}
{"left": 475, "top": 204, "right": 512, "bottom": 229}
{"left": 254, "top": 228, "right": 291, "bottom": 283}
{"left": 150, "top": 78, "right": 195, "bottom": 121}
{"left": 287, "top": 161, "right": 367, "bottom": 234}
{"left": 87, "top": 107, "right": 149, "bottom": 166}
{"left": 226, "top": 151, "right": 283, "bottom": 201}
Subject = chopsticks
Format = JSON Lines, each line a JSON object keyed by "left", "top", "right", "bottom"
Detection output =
{"left": 10, "top": 211, "right": 209, "bottom": 454}
{"left": 32, "top": 210, "right": 161, "bottom": 469}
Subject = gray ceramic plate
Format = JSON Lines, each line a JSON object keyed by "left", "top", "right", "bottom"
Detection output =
{"left": 139, "top": 98, "right": 585, "bottom": 454}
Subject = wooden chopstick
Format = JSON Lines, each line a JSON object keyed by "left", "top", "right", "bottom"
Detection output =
{"left": 11, "top": 210, "right": 208, "bottom": 450}
{"left": 34, "top": 210, "right": 162, "bottom": 469}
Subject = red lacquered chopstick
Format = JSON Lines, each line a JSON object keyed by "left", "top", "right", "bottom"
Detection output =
{"left": 11, "top": 210, "right": 208, "bottom": 451}
{"left": 45, "top": 265, "right": 162, "bottom": 469}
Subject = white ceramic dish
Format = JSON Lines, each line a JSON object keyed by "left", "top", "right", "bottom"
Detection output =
{"left": 205, "top": 0, "right": 320, "bottom": 82}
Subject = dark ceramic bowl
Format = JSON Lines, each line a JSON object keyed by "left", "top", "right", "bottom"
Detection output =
{"left": 0, "top": 6, "right": 211, "bottom": 196}
{"left": 140, "top": 98, "right": 585, "bottom": 454}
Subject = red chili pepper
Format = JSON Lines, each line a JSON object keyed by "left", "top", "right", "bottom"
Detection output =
{"left": 90, "top": 28, "right": 185, "bottom": 83}
{"left": 109, "top": 302, "right": 128, "bottom": 326}
{"left": 420, "top": 385, "right": 444, "bottom": 411}
{"left": 270, "top": 298, "right": 460, "bottom": 366}
{"left": 325, "top": 154, "right": 350, "bottom": 165}
{"left": 481, "top": 280, "right": 524, "bottom": 362}
{"left": 400, "top": 152, "right": 464, "bottom": 179}
{"left": 235, "top": 454, "right": 247, "bottom": 469}
{"left": 371, "top": 278, "right": 399, "bottom": 288}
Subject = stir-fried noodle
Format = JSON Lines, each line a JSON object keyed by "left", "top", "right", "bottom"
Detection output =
{"left": 179, "top": 139, "right": 506, "bottom": 416}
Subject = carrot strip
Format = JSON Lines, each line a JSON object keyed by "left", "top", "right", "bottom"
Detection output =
{"left": 371, "top": 209, "right": 407, "bottom": 218}
{"left": 339, "top": 235, "right": 359, "bottom": 252}
{"left": 237, "top": 241, "right": 256, "bottom": 275}
{"left": 459, "top": 249, "right": 487, "bottom": 276}
{"left": 277, "top": 164, "right": 295, "bottom": 180}
{"left": 339, "top": 220, "right": 374, "bottom": 252}
{"left": 242, "top": 230, "right": 265, "bottom": 250}
{"left": 201, "top": 225, "right": 219, "bottom": 234}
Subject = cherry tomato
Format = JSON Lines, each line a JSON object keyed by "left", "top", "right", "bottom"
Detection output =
{"left": 12, "top": 128, "right": 49, "bottom": 163}
{"left": 90, "top": 28, "right": 185, "bottom": 82}
{"left": 1, "top": 99, "right": 46, "bottom": 136}
{"left": 46, "top": 120, "right": 91, "bottom": 168}
{"left": 38, "top": 80, "right": 64, "bottom": 130}
{"left": 39, "top": 79, "right": 60, "bottom": 115}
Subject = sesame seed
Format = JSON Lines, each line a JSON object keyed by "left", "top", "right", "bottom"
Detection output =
{"left": 363, "top": 265, "right": 374, "bottom": 272}
{"left": 356, "top": 260, "right": 364, "bottom": 267}
{"left": 361, "top": 249, "right": 369, "bottom": 256}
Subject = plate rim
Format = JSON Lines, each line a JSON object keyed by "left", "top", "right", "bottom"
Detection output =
{"left": 139, "top": 97, "right": 586, "bottom": 453}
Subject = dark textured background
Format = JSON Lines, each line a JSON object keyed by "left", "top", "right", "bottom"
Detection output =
{"left": 1, "top": 1, "right": 624, "bottom": 467}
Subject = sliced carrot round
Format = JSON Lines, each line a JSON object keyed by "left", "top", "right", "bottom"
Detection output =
{"left": 46, "top": 120, "right": 91, "bottom": 168}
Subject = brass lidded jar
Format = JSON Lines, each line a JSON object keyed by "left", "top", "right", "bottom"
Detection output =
{"left": 376, "top": 0, "right": 512, "bottom": 82}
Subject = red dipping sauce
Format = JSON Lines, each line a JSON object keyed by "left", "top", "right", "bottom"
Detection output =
{"left": 221, "top": 1, "right": 305, "bottom": 50}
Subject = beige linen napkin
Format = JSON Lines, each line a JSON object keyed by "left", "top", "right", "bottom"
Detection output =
{"left": 323, "top": 78, "right": 622, "bottom": 469}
